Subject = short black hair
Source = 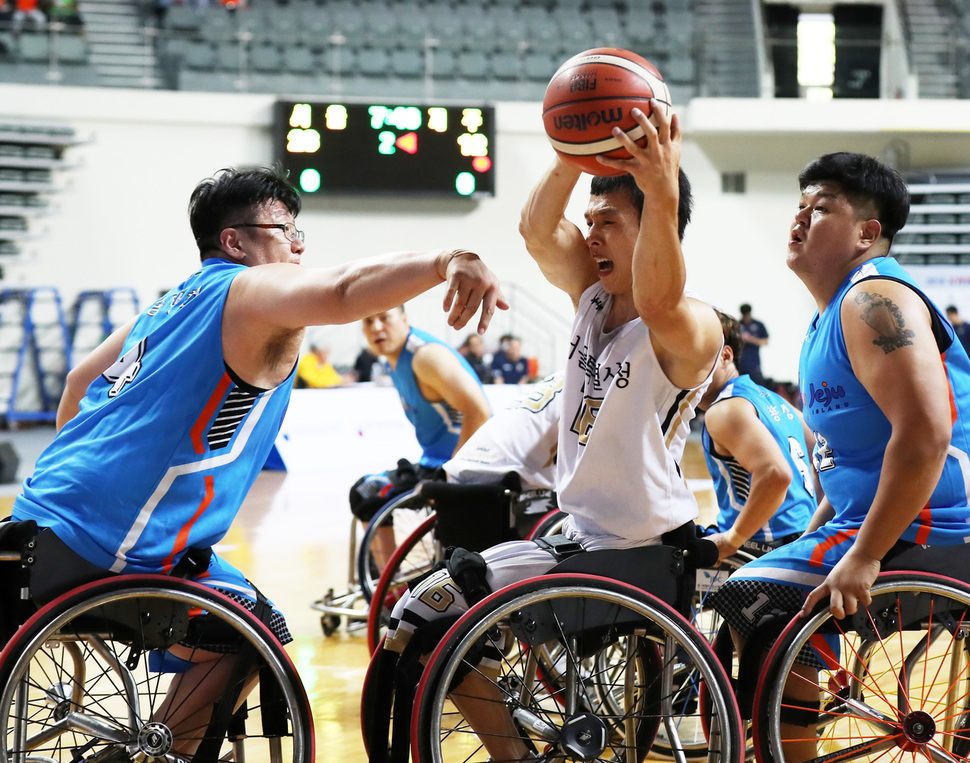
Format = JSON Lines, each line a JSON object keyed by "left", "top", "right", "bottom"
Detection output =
{"left": 715, "top": 309, "right": 742, "bottom": 367}
{"left": 189, "top": 165, "right": 301, "bottom": 260}
{"left": 798, "top": 152, "right": 910, "bottom": 244}
{"left": 589, "top": 168, "right": 693, "bottom": 242}
{"left": 739, "top": 303, "right": 752, "bottom": 315}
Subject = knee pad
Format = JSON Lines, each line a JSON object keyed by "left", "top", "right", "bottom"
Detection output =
{"left": 350, "top": 473, "right": 395, "bottom": 522}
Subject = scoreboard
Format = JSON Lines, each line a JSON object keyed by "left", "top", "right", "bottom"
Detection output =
{"left": 274, "top": 101, "right": 496, "bottom": 199}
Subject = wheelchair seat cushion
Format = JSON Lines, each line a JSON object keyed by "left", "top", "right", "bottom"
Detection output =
{"left": 882, "top": 541, "right": 970, "bottom": 582}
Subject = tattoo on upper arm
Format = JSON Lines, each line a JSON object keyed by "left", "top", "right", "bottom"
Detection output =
{"left": 854, "top": 291, "right": 915, "bottom": 354}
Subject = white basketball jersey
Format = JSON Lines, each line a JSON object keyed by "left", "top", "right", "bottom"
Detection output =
{"left": 558, "top": 283, "right": 713, "bottom": 549}
{"left": 444, "top": 372, "right": 563, "bottom": 490}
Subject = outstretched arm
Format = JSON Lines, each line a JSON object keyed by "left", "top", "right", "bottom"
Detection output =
{"left": 518, "top": 156, "right": 598, "bottom": 309}
{"left": 801, "top": 279, "right": 951, "bottom": 619}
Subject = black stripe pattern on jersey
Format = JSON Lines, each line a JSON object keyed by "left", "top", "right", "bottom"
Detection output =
{"left": 724, "top": 455, "right": 751, "bottom": 502}
{"left": 207, "top": 387, "right": 258, "bottom": 450}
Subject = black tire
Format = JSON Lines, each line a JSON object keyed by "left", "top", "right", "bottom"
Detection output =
{"left": 356, "top": 490, "right": 434, "bottom": 602}
{"left": 366, "top": 513, "right": 439, "bottom": 654}
{"left": 0, "top": 574, "right": 315, "bottom": 763}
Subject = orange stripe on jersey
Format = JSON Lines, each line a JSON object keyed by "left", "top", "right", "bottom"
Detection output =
{"left": 162, "top": 474, "right": 214, "bottom": 573}
{"left": 809, "top": 529, "right": 857, "bottom": 567}
{"left": 915, "top": 506, "right": 933, "bottom": 545}
{"left": 944, "top": 352, "right": 958, "bottom": 425}
{"left": 191, "top": 374, "right": 232, "bottom": 454}
{"left": 809, "top": 632, "right": 841, "bottom": 670}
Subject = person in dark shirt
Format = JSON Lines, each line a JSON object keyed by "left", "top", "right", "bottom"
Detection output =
{"left": 946, "top": 305, "right": 970, "bottom": 355}
{"left": 491, "top": 335, "right": 529, "bottom": 384}
{"left": 459, "top": 333, "right": 492, "bottom": 383}
{"left": 738, "top": 302, "right": 770, "bottom": 387}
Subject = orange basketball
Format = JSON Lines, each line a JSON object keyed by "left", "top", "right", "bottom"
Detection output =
{"left": 542, "top": 48, "right": 671, "bottom": 176}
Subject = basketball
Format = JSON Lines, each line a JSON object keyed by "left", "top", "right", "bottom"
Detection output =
{"left": 542, "top": 48, "right": 671, "bottom": 176}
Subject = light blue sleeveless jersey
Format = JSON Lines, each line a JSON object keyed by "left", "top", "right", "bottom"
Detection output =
{"left": 13, "top": 258, "right": 295, "bottom": 575}
{"left": 703, "top": 374, "right": 815, "bottom": 541}
{"left": 800, "top": 256, "right": 970, "bottom": 544}
{"left": 388, "top": 327, "right": 486, "bottom": 468}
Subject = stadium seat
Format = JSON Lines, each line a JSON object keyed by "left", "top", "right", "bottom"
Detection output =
{"left": 282, "top": 44, "right": 316, "bottom": 75}
{"left": 183, "top": 40, "right": 218, "bottom": 71}
{"left": 390, "top": 46, "right": 424, "bottom": 78}
{"left": 18, "top": 33, "right": 49, "bottom": 63}
{"left": 250, "top": 42, "right": 283, "bottom": 73}
{"left": 456, "top": 49, "right": 489, "bottom": 80}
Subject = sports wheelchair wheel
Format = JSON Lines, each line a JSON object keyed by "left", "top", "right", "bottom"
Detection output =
{"left": 651, "top": 550, "right": 756, "bottom": 759}
{"left": 367, "top": 514, "right": 439, "bottom": 654}
{"left": 752, "top": 572, "right": 970, "bottom": 763}
{"left": 0, "top": 575, "right": 314, "bottom": 763}
{"left": 357, "top": 490, "right": 435, "bottom": 603}
{"left": 411, "top": 573, "right": 744, "bottom": 763}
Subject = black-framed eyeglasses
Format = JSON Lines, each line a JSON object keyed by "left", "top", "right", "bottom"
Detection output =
{"left": 227, "top": 222, "right": 305, "bottom": 242}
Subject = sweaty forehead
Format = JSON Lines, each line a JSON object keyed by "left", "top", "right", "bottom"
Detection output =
{"left": 800, "top": 182, "right": 844, "bottom": 202}
{"left": 585, "top": 192, "right": 635, "bottom": 219}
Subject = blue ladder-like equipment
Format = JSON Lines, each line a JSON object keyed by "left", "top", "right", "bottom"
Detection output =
{"left": 0, "top": 288, "right": 72, "bottom": 424}
{"left": 68, "top": 288, "right": 140, "bottom": 362}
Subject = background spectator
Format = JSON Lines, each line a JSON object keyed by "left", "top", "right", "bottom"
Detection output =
{"left": 459, "top": 333, "right": 491, "bottom": 384}
{"left": 738, "top": 302, "right": 770, "bottom": 387}
{"left": 12, "top": 0, "right": 46, "bottom": 32}
{"left": 947, "top": 305, "right": 970, "bottom": 355}
{"left": 295, "top": 343, "right": 343, "bottom": 389}
{"left": 351, "top": 347, "right": 380, "bottom": 383}
{"left": 491, "top": 335, "right": 529, "bottom": 384}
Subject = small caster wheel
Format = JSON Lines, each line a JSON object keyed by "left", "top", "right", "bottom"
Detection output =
{"left": 321, "top": 614, "right": 341, "bottom": 636}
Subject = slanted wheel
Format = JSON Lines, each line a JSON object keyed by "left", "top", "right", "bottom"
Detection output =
{"left": 366, "top": 513, "right": 439, "bottom": 654}
{"left": 411, "top": 573, "right": 744, "bottom": 763}
{"left": 752, "top": 572, "right": 970, "bottom": 763}
{"left": 357, "top": 490, "right": 434, "bottom": 603}
{"left": 0, "top": 575, "right": 314, "bottom": 763}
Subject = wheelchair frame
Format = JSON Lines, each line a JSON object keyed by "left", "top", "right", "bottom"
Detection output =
{"left": 0, "top": 548, "right": 314, "bottom": 763}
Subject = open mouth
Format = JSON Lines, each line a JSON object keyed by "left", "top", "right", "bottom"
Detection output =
{"left": 596, "top": 258, "right": 614, "bottom": 274}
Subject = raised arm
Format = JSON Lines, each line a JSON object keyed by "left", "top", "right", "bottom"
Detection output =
{"left": 518, "top": 156, "right": 599, "bottom": 309}
{"left": 412, "top": 344, "right": 492, "bottom": 455}
{"left": 801, "top": 279, "right": 952, "bottom": 618}
{"left": 599, "top": 104, "right": 722, "bottom": 389}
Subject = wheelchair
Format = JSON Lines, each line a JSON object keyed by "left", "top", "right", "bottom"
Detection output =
{"left": 748, "top": 542, "right": 970, "bottom": 763}
{"left": 0, "top": 521, "right": 314, "bottom": 763}
{"left": 313, "top": 487, "right": 437, "bottom": 637}
{"left": 363, "top": 476, "right": 561, "bottom": 653}
{"left": 361, "top": 535, "right": 746, "bottom": 763}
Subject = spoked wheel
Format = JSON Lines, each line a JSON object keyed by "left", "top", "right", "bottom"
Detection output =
{"left": 366, "top": 513, "right": 440, "bottom": 654}
{"left": 652, "top": 551, "right": 755, "bottom": 759}
{"left": 753, "top": 572, "right": 970, "bottom": 763}
{"left": 357, "top": 491, "right": 435, "bottom": 603}
{"left": 411, "top": 573, "right": 743, "bottom": 763}
{"left": 0, "top": 575, "right": 314, "bottom": 763}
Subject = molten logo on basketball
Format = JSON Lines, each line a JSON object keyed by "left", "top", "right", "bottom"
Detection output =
{"left": 553, "top": 108, "right": 624, "bottom": 132}
{"left": 569, "top": 73, "right": 597, "bottom": 93}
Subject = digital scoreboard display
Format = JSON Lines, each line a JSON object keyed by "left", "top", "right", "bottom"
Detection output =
{"left": 274, "top": 101, "right": 495, "bottom": 199}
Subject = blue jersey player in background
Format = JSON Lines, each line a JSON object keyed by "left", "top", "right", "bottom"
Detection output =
{"left": 699, "top": 309, "right": 816, "bottom": 562}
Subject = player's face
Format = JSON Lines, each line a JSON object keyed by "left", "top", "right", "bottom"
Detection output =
{"left": 584, "top": 191, "right": 641, "bottom": 295}
{"left": 362, "top": 308, "right": 409, "bottom": 361}
{"left": 788, "top": 182, "right": 869, "bottom": 278}
{"left": 232, "top": 200, "right": 305, "bottom": 266}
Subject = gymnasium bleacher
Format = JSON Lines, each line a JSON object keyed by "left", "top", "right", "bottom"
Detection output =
{"left": 1, "top": 0, "right": 728, "bottom": 102}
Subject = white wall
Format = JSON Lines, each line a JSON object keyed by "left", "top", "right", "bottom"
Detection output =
{"left": 5, "top": 83, "right": 970, "bottom": 384}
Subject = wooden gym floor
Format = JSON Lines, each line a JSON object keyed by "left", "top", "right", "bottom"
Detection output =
{"left": 0, "top": 410, "right": 717, "bottom": 762}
